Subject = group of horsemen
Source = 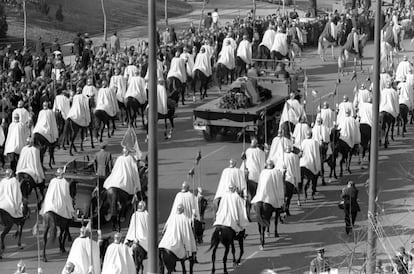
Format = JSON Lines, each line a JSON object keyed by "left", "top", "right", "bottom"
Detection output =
{"left": 1, "top": 9, "right": 414, "bottom": 274}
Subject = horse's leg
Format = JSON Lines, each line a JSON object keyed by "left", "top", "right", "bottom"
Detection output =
{"left": 237, "top": 232, "right": 244, "bottom": 264}
{"left": 231, "top": 240, "right": 236, "bottom": 265}
{"left": 164, "top": 118, "right": 168, "bottom": 139}
{"left": 211, "top": 244, "right": 218, "bottom": 274}
{"left": 1, "top": 223, "right": 12, "bottom": 251}
{"left": 274, "top": 209, "right": 280, "bottom": 237}
{"left": 180, "top": 259, "right": 186, "bottom": 274}
{"left": 258, "top": 223, "right": 264, "bottom": 250}
{"left": 89, "top": 126, "right": 95, "bottom": 149}
{"left": 339, "top": 155, "right": 345, "bottom": 177}
{"left": 331, "top": 44, "right": 334, "bottom": 59}
{"left": 223, "top": 244, "right": 230, "bottom": 274}
{"left": 43, "top": 226, "right": 49, "bottom": 262}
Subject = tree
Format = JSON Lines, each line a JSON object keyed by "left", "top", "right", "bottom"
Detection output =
{"left": 0, "top": 4, "right": 8, "bottom": 38}
{"left": 308, "top": 0, "right": 317, "bottom": 17}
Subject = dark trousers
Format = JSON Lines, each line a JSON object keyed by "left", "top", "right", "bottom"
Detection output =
{"left": 344, "top": 207, "right": 358, "bottom": 234}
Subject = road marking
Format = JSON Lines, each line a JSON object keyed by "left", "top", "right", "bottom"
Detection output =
{"left": 297, "top": 201, "right": 329, "bottom": 222}
{"left": 230, "top": 250, "right": 260, "bottom": 272}
{"left": 203, "top": 146, "right": 227, "bottom": 159}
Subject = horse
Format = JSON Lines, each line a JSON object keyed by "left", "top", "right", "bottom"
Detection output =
{"left": 124, "top": 241, "right": 147, "bottom": 274}
{"left": 208, "top": 225, "right": 245, "bottom": 274}
{"left": 318, "top": 36, "right": 337, "bottom": 61}
{"left": 117, "top": 100, "right": 128, "bottom": 125}
{"left": 94, "top": 109, "right": 116, "bottom": 143}
{"left": 359, "top": 123, "right": 371, "bottom": 161}
{"left": 17, "top": 172, "right": 45, "bottom": 209}
{"left": 193, "top": 69, "right": 209, "bottom": 100}
{"left": 319, "top": 142, "right": 329, "bottom": 185}
{"left": 41, "top": 180, "right": 77, "bottom": 262}
{"left": 64, "top": 118, "right": 95, "bottom": 156}
{"left": 125, "top": 97, "right": 147, "bottom": 128}
{"left": 328, "top": 128, "right": 358, "bottom": 178}
{"left": 167, "top": 76, "right": 185, "bottom": 106}
{"left": 258, "top": 45, "right": 272, "bottom": 68}
{"left": 216, "top": 63, "right": 234, "bottom": 91}
{"left": 284, "top": 180, "right": 300, "bottom": 215}
{"left": 397, "top": 104, "right": 409, "bottom": 138}
{"left": 299, "top": 167, "right": 319, "bottom": 200}
{"left": 379, "top": 111, "right": 395, "bottom": 148}
{"left": 338, "top": 33, "right": 368, "bottom": 75}
{"left": 0, "top": 181, "right": 30, "bottom": 259}
{"left": 159, "top": 248, "right": 195, "bottom": 274}
{"left": 255, "top": 201, "right": 282, "bottom": 250}
{"left": 32, "top": 133, "right": 57, "bottom": 169}
{"left": 144, "top": 98, "right": 176, "bottom": 140}
{"left": 55, "top": 110, "right": 69, "bottom": 149}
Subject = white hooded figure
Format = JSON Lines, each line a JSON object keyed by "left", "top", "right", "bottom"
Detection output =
{"left": 125, "top": 201, "right": 149, "bottom": 252}
{"left": 259, "top": 26, "right": 276, "bottom": 51}
{"left": 251, "top": 160, "right": 285, "bottom": 209}
{"left": 214, "top": 184, "right": 250, "bottom": 233}
{"left": 96, "top": 80, "right": 119, "bottom": 117}
{"left": 217, "top": 40, "right": 236, "bottom": 70}
{"left": 110, "top": 69, "right": 128, "bottom": 104}
{"left": 214, "top": 159, "right": 247, "bottom": 200}
{"left": 167, "top": 52, "right": 187, "bottom": 84}
{"left": 337, "top": 110, "right": 361, "bottom": 149}
{"left": 40, "top": 168, "right": 75, "bottom": 219}
{"left": 337, "top": 95, "right": 355, "bottom": 122}
{"left": 239, "top": 137, "right": 266, "bottom": 183}
{"left": 292, "top": 117, "right": 311, "bottom": 149}
{"left": 67, "top": 91, "right": 91, "bottom": 127}
{"left": 102, "top": 232, "right": 136, "bottom": 274}
{"left": 53, "top": 92, "right": 71, "bottom": 120}
{"left": 353, "top": 83, "right": 372, "bottom": 111}
{"left": 82, "top": 78, "right": 98, "bottom": 104}
{"left": 103, "top": 148, "right": 141, "bottom": 195}
{"left": 159, "top": 204, "right": 197, "bottom": 259}
{"left": 312, "top": 117, "right": 330, "bottom": 145}
{"left": 12, "top": 101, "right": 30, "bottom": 127}
{"left": 192, "top": 46, "right": 212, "bottom": 78}
{"left": 398, "top": 76, "right": 414, "bottom": 110}
{"left": 237, "top": 35, "right": 252, "bottom": 65}
{"left": 380, "top": 80, "right": 400, "bottom": 118}
{"left": 157, "top": 81, "right": 169, "bottom": 115}
{"left": 16, "top": 140, "right": 45, "bottom": 184}
{"left": 317, "top": 102, "right": 335, "bottom": 129}
{"left": 271, "top": 27, "right": 289, "bottom": 57}
{"left": 64, "top": 226, "right": 101, "bottom": 274}
{"left": 300, "top": 130, "right": 321, "bottom": 176}
{"left": 395, "top": 56, "right": 413, "bottom": 82}
{"left": 267, "top": 130, "right": 293, "bottom": 167}
{"left": 4, "top": 114, "right": 27, "bottom": 156}
{"left": 33, "top": 101, "right": 59, "bottom": 143}
{"left": 0, "top": 169, "right": 24, "bottom": 218}
{"left": 279, "top": 93, "right": 306, "bottom": 127}
{"left": 125, "top": 72, "right": 147, "bottom": 105}
{"left": 165, "top": 181, "right": 200, "bottom": 228}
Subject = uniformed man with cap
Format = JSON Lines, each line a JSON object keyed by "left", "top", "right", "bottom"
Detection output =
{"left": 309, "top": 248, "right": 330, "bottom": 274}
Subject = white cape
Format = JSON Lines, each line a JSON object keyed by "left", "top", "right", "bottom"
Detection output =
{"left": 181, "top": 52, "right": 195, "bottom": 77}
{"left": 279, "top": 99, "right": 305, "bottom": 126}
{"left": 124, "top": 65, "right": 138, "bottom": 81}
{"left": 398, "top": 82, "right": 413, "bottom": 109}
{"left": 260, "top": 29, "right": 276, "bottom": 50}
{"left": 167, "top": 57, "right": 187, "bottom": 83}
{"left": 239, "top": 147, "right": 266, "bottom": 182}
{"left": 292, "top": 123, "right": 310, "bottom": 148}
{"left": 237, "top": 40, "right": 252, "bottom": 65}
{"left": 312, "top": 124, "right": 330, "bottom": 145}
{"left": 0, "top": 177, "right": 23, "bottom": 218}
{"left": 0, "top": 126, "right": 4, "bottom": 146}
{"left": 40, "top": 177, "right": 75, "bottom": 219}
{"left": 213, "top": 191, "right": 249, "bottom": 233}
{"left": 380, "top": 88, "right": 400, "bottom": 118}
{"left": 338, "top": 117, "right": 361, "bottom": 148}
{"left": 318, "top": 108, "right": 335, "bottom": 129}
{"left": 165, "top": 191, "right": 200, "bottom": 226}
{"left": 214, "top": 167, "right": 247, "bottom": 200}
{"left": 125, "top": 76, "right": 147, "bottom": 104}
{"left": 276, "top": 152, "right": 301, "bottom": 186}
{"left": 395, "top": 60, "right": 413, "bottom": 82}
{"left": 192, "top": 52, "right": 212, "bottom": 77}
{"left": 103, "top": 155, "right": 140, "bottom": 195}
{"left": 159, "top": 213, "right": 197, "bottom": 259}
{"left": 125, "top": 210, "right": 149, "bottom": 252}
{"left": 358, "top": 102, "right": 373, "bottom": 127}
{"left": 157, "top": 84, "right": 168, "bottom": 115}
{"left": 217, "top": 44, "right": 236, "bottom": 70}
{"left": 82, "top": 85, "right": 98, "bottom": 100}
{"left": 271, "top": 32, "right": 288, "bottom": 56}
{"left": 53, "top": 95, "right": 71, "bottom": 120}
{"left": 66, "top": 237, "right": 101, "bottom": 274}
{"left": 33, "top": 109, "right": 59, "bottom": 143}
{"left": 102, "top": 243, "right": 136, "bottom": 274}
{"left": 4, "top": 122, "right": 27, "bottom": 155}
{"left": 110, "top": 75, "right": 128, "bottom": 103}
{"left": 96, "top": 87, "right": 119, "bottom": 117}
{"left": 251, "top": 168, "right": 285, "bottom": 209}
{"left": 337, "top": 101, "right": 355, "bottom": 122}
{"left": 12, "top": 108, "right": 30, "bottom": 125}
{"left": 16, "top": 145, "right": 45, "bottom": 183}
{"left": 67, "top": 94, "right": 91, "bottom": 127}
{"left": 300, "top": 139, "right": 321, "bottom": 175}
{"left": 267, "top": 136, "right": 293, "bottom": 167}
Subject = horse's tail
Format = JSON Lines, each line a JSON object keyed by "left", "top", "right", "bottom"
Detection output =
{"left": 255, "top": 202, "right": 269, "bottom": 228}
{"left": 43, "top": 212, "right": 57, "bottom": 243}
{"left": 207, "top": 227, "right": 221, "bottom": 253}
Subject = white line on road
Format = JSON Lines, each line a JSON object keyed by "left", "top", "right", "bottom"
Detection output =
{"left": 298, "top": 201, "right": 329, "bottom": 222}
{"left": 203, "top": 146, "right": 227, "bottom": 159}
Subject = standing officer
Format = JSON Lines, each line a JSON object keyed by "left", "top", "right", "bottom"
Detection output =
{"left": 91, "top": 142, "right": 113, "bottom": 190}
{"left": 341, "top": 181, "right": 360, "bottom": 235}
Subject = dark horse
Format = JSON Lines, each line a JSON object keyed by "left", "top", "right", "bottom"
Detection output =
{"left": 379, "top": 111, "right": 395, "bottom": 148}
{"left": 167, "top": 76, "right": 185, "bottom": 105}
{"left": 258, "top": 45, "right": 272, "bottom": 68}
{"left": 255, "top": 201, "right": 282, "bottom": 250}
{"left": 159, "top": 248, "right": 195, "bottom": 274}
{"left": 125, "top": 96, "right": 147, "bottom": 128}
{"left": 216, "top": 63, "right": 234, "bottom": 91}
{"left": 359, "top": 123, "right": 371, "bottom": 160}
{"left": 42, "top": 180, "right": 77, "bottom": 262}
{"left": 144, "top": 98, "right": 176, "bottom": 140}
{"left": 64, "top": 117, "right": 95, "bottom": 156}
{"left": 397, "top": 104, "right": 409, "bottom": 138}
{"left": 32, "top": 133, "right": 57, "bottom": 169}
{"left": 94, "top": 109, "right": 116, "bottom": 143}
{"left": 208, "top": 225, "right": 245, "bottom": 274}
{"left": 327, "top": 128, "right": 358, "bottom": 178}
{"left": 193, "top": 69, "right": 209, "bottom": 100}
{"left": 17, "top": 172, "right": 45, "bottom": 209}
{"left": 0, "top": 181, "right": 30, "bottom": 259}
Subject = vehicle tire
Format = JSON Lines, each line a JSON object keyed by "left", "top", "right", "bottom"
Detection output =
{"left": 203, "top": 125, "right": 217, "bottom": 141}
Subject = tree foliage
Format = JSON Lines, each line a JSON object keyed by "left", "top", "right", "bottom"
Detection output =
{"left": 0, "top": 4, "right": 8, "bottom": 38}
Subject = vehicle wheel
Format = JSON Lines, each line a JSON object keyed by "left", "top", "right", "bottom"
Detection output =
{"left": 203, "top": 126, "right": 217, "bottom": 141}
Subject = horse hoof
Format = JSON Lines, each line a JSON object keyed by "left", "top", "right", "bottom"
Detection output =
{"left": 259, "top": 245, "right": 264, "bottom": 250}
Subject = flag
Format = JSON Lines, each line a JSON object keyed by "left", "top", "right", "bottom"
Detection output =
{"left": 311, "top": 90, "right": 318, "bottom": 97}
{"left": 196, "top": 150, "right": 202, "bottom": 165}
{"left": 188, "top": 168, "right": 195, "bottom": 177}
{"left": 121, "top": 127, "right": 143, "bottom": 160}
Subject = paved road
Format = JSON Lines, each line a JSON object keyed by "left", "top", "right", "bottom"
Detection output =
{"left": 3, "top": 35, "right": 414, "bottom": 274}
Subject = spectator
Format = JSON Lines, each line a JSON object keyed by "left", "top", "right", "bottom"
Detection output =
{"left": 110, "top": 32, "right": 121, "bottom": 54}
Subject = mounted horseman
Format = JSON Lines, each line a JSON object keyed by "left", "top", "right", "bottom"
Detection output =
{"left": 270, "top": 26, "right": 289, "bottom": 64}
{"left": 167, "top": 50, "right": 187, "bottom": 106}
{"left": 94, "top": 79, "right": 119, "bottom": 142}
{"left": 109, "top": 68, "right": 128, "bottom": 125}
{"left": 258, "top": 24, "right": 276, "bottom": 67}
{"left": 32, "top": 101, "right": 59, "bottom": 168}
{"left": 312, "top": 117, "right": 330, "bottom": 185}
{"left": 337, "top": 95, "right": 355, "bottom": 123}
{"left": 16, "top": 137, "right": 46, "bottom": 207}
{"left": 236, "top": 34, "right": 252, "bottom": 77}
{"left": 101, "top": 147, "right": 142, "bottom": 231}
{"left": 52, "top": 88, "right": 71, "bottom": 149}
{"left": 381, "top": 21, "right": 399, "bottom": 68}
{"left": 397, "top": 75, "right": 413, "bottom": 137}
{"left": 379, "top": 80, "right": 399, "bottom": 148}
{"left": 299, "top": 130, "right": 321, "bottom": 200}
{"left": 102, "top": 232, "right": 136, "bottom": 274}
{"left": 192, "top": 46, "right": 212, "bottom": 100}
{"left": 180, "top": 47, "right": 195, "bottom": 100}
{"left": 338, "top": 28, "right": 368, "bottom": 74}
{"left": 125, "top": 68, "right": 147, "bottom": 127}
{"left": 316, "top": 102, "right": 335, "bottom": 130}
{"left": 279, "top": 92, "right": 306, "bottom": 135}
{"left": 268, "top": 128, "right": 294, "bottom": 165}
{"left": 4, "top": 113, "right": 28, "bottom": 172}
{"left": 318, "top": 14, "right": 338, "bottom": 61}
{"left": 217, "top": 39, "right": 236, "bottom": 90}
{"left": 12, "top": 101, "right": 31, "bottom": 137}
{"left": 287, "top": 20, "right": 304, "bottom": 61}
{"left": 357, "top": 97, "right": 373, "bottom": 162}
